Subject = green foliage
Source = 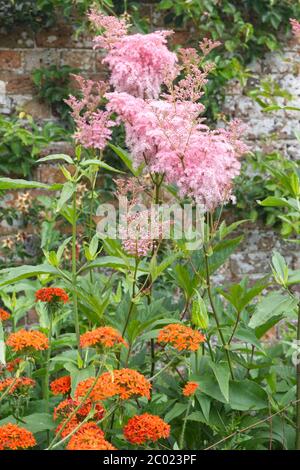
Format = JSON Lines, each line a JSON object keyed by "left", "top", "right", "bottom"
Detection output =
{"left": 0, "top": 114, "right": 67, "bottom": 177}
{"left": 32, "top": 65, "right": 79, "bottom": 124}
{"left": 157, "top": 0, "right": 300, "bottom": 120}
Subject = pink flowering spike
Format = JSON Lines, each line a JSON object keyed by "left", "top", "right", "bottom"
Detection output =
{"left": 107, "top": 90, "right": 247, "bottom": 211}
{"left": 290, "top": 18, "right": 300, "bottom": 40}
{"left": 89, "top": 9, "right": 128, "bottom": 49}
{"left": 102, "top": 31, "right": 177, "bottom": 99}
{"left": 199, "top": 38, "right": 221, "bottom": 56}
{"left": 65, "top": 75, "right": 114, "bottom": 150}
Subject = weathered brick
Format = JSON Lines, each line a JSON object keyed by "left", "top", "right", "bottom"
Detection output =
{"left": 0, "top": 27, "right": 34, "bottom": 48}
{"left": 170, "top": 30, "right": 191, "bottom": 47}
{"left": 21, "top": 98, "right": 52, "bottom": 119}
{"left": 60, "top": 50, "right": 96, "bottom": 71}
{"left": 23, "top": 49, "right": 59, "bottom": 71}
{"left": 0, "top": 72, "right": 35, "bottom": 94}
{"left": 0, "top": 50, "right": 22, "bottom": 70}
{"left": 36, "top": 25, "right": 75, "bottom": 48}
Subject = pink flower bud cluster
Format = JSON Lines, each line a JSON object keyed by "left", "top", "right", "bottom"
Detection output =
{"left": 290, "top": 18, "right": 300, "bottom": 40}
{"left": 65, "top": 75, "right": 116, "bottom": 150}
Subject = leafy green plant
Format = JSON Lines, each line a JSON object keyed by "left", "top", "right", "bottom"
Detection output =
{"left": 0, "top": 113, "right": 68, "bottom": 177}
{"left": 156, "top": 0, "right": 300, "bottom": 120}
{"left": 32, "top": 65, "right": 79, "bottom": 125}
{"left": 1, "top": 8, "right": 300, "bottom": 453}
{"left": 232, "top": 151, "right": 300, "bottom": 232}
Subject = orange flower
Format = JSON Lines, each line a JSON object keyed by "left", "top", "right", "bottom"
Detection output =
{"left": 6, "top": 329, "right": 49, "bottom": 353}
{"left": 75, "top": 368, "right": 151, "bottom": 402}
{"left": 0, "top": 423, "right": 36, "bottom": 450}
{"left": 55, "top": 416, "right": 80, "bottom": 439}
{"left": 157, "top": 323, "right": 205, "bottom": 352}
{"left": 183, "top": 381, "right": 199, "bottom": 397}
{"left": 35, "top": 287, "right": 69, "bottom": 304}
{"left": 0, "top": 377, "right": 35, "bottom": 395}
{"left": 0, "top": 308, "right": 10, "bottom": 321}
{"left": 124, "top": 413, "right": 170, "bottom": 445}
{"left": 50, "top": 375, "right": 71, "bottom": 396}
{"left": 6, "top": 358, "right": 22, "bottom": 373}
{"left": 54, "top": 398, "right": 105, "bottom": 422}
{"left": 80, "top": 326, "right": 128, "bottom": 349}
{"left": 66, "top": 422, "right": 116, "bottom": 450}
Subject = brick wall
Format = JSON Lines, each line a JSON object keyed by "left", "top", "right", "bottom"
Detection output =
{"left": 0, "top": 21, "right": 102, "bottom": 118}
{"left": 0, "top": 9, "right": 300, "bottom": 283}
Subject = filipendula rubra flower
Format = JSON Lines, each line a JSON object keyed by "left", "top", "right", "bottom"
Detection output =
{"left": 75, "top": 369, "right": 151, "bottom": 403}
{"left": 6, "top": 329, "right": 49, "bottom": 353}
{"left": 107, "top": 92, "right": 247, "bottom": 211}
{"left": 0, "top": 308, "right": 10, "bottom": 321}
{"left": 65, "top": 75, "right": 116, "bottom": 150}
{"left": 80, "top": 326, "right": 128, "bottom": 350}
{"left": 290, "top": 19, "right": 300, "bottom": 40}
{"left": 66, "top": 422, "right": 116, "bottom": 450}
{"left": 35, "top": 287, "right": 69, "bottom": 304}
{"left": 157, "top": 323, "right": 205, "bottom": 352}
{"left": 0, "top": 377, "right": 35, "bottom": 395}
{"left": 183, "top": 381, "right": 199, "bottom": 397}
{"left": 0, "top": 423, "right": 36, "bottom": 450}
{"left": 89, "top": 9, "right": 177, "bottom": 99}
{"left": 50, "top": 375, "right": 71, "bottom": 396}
{"left": 124, "top": 413, "right": 170, "bottom": 445}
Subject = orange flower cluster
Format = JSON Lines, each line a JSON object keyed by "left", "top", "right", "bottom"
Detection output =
{"left": 6, "top": 329, "right": 49, "bottom": 352}
{"left": 183, "top": 381, "right": 199, "bottom": 397}
{"left": 80, "top": 326, "right": 128, "bottom": 349}
{"left": 55, "top": 416, "right": 79, "bottom": 439}
{"left": 157, "top": 323, "right": 205, "bottom": 352}
{"left": 50, "top": 375, "right": 71, "bottom": 396}
{"left": 0, "top": 308, "right": 10, "bottom": 321}
{"left": 35, "top": 287, "right": 69, "bottom": 304}
{"left": 6, "top": 358, "right": 22, "bottom": 373}
{"left": 66, "top": 422, "right": 116, "bottom": 450}
{"left": 75, "top": 368, "right": 151, "bottom": 402}
{"left": 54, "top": 398, "right": 105, "bottom": 422}
{"left": 0, "top": 377, "right": 35, "bottom": 395}
{"left": 124, "top": 413, "right": 170, "bottom": 445}
{"left": 0, "top": 423, "right": 36, "bottom": 450}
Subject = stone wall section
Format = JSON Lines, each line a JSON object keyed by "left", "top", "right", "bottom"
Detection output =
{"left": 0, "top": 6, "right": 300, "bottom": 283}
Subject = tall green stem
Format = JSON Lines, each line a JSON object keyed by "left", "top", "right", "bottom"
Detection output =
{"left": 179, "top": 398, "right": 192, "bottom": 449}
{"left": 72, "top": 189, "right": 81, "bottom": 358}
{"left": 204, "top": 247, "right": 234, "bottom": 380}
{"left": 0, "top": 320, "right": 5, "bottom": 366}
{"left": 44, "top": 310, "right": 53, "bottom": 412}
{"left": 296, "top": 303, "right": 300, "bottom": 449}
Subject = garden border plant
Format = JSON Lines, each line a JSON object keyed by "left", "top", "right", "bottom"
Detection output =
{"left": 0, "top": 10, "right": 300, "bottom": 452}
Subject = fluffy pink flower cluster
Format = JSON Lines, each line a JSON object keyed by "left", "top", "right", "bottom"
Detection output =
{"left": 116, "top": 178, "right": 168, "bottom": 257}
{"left": 67, "top": 10, "right": 248, "bottom": 211}
{"left": 89, "top": 10, "right": 177, "bottom": 99}
{"left": 65, "top": 75, "right": 116, "bottom": 150}
{"left": 290, "top": 18, "right": 300, "bottom": 40}
{"left": 88, "top": 9, "right": 128, "bottom": 49}
{"left": 119, "top": 209, "right": 154, "bottom": 257}
{"left": 107, "top": 92, "right": 246, "bottom": 210}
